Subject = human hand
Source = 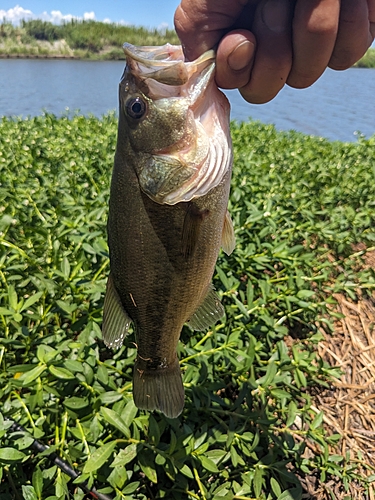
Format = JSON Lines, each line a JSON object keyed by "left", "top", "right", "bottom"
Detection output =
{"left": 174, "top": 0, "right": 375, "bottom": 104}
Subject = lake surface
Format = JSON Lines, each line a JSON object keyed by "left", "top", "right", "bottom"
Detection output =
{"left": 1, "top": 59, "right": 374, "bottom": 142}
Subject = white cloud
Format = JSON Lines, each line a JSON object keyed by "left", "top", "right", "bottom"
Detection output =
{"left": 0, "top": 5, "right": 33, "bottom": 24}
{"left": 0, "top": 5, "right": 97, "bottom": 25}
{"left": 40, "top": 10, "right": 74, "bottom": 24}
{"left": 83, "top": 11, "right": 95, "bottom": 21}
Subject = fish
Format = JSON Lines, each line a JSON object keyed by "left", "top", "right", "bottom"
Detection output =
{"left": 102, "top": 43, "right": 235, "bottom": 419}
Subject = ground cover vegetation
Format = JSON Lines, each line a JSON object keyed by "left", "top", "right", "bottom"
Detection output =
{"left": 0, "top": 18, "right": 374, "bottom": 66}
{"left": 0, "top": 113, "right": 374, "bottom": 499}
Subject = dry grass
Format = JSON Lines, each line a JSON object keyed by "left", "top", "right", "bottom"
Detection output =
{"left": 303, "top": 248, "right": 375, "bottom": 499}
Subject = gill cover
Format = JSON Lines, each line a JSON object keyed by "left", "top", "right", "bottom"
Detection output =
{"left": 121, "top": 43, "right": 232, "bottom": 205}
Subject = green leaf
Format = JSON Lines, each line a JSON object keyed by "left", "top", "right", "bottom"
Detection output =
{"left": 253, "top": 467, "right": 263, "bottom": 498}
{"left": 21, "top": 485, "right": 38, "bottom": 500}
{"left": 270, "top": 388, "right": 291, "bottom": 399}
{"left": 100, "top": 407, "right": 130, "bottom": 438}
{"left": 111, "top": 444, "right": 137, "bottom": 467}
{"left": 0, "top": 447, "right": 26, "bottom": 463}
{"left": 8, "top": 285, "right": 18, "bottom": 310}
{"left": 0, "top": 307, "right": 13, "bottom": 315}
{"left": 296, "top": 290, "right": 315, "bottom": 299}
{"left": 13, "top": 312, "right": 22, "bottom": 322}
{"left": 18, "top": 365, "right": 47, "bottom": 385}
{"left": 121, "top": 399, "right": 138, "bottom": 425}
{"left": 257, "top": 361, "right": 277, "bottom": 387}
{"left": 270, "top": 477, "right": 282, "bottom": 497}
{"left": 61, "top": 256, "right": 71, "bottom": 280}
{"left": 122, "top": 481, "right": 141, "bottom": 495}
{"left": 179, "top": 463, "right": 194, "bottom": 478}
{"left": 13, "top": 434, "right": 34, "bottom": 450}
{"left": 63, "top": 397, "right": 89, "bottom": 410}
{"left": 56, "top": 299, "right": 77, "bottom": 314}
{"left": 100, "top": 391, "right": 123, "bottom": 404}
{"left": 21, "top": 291, "right": 43, "bottom": 312}
{"left": 206, "top": 449, "right": 228, "bottom": 464}
{"left": 199, "top": 455, "right": 219, "bottom": 473}
{"left": 37, "top": 345, "right": 58, "bottom": 364}
{"left": 83, "top": 441, "right": 117, "bottom": 473}
{"left": 32, "top": 467, "right": 43, "bottom": 499}
{"left": 63, "top": 359, "right": 84, "bottom": 373}
{"left": 139, "top": 452, "right": 158, "bottom": 483}
{"left": 310, "top": 410, "right": 324, "bottom": 430}
{"left": 246, "top": 280, "right": 254, "bottom": 308}
{"left": 148, "top": 415, "right": 160, "bottom": 446}
{"left": 49, "top": 365, "right": 76, "bottom": 380}
{"left": 107, "top": 465, "right": 127, "bottom": 489}
{"left": 286, "top": 401, "right": 298, "bottom": 428}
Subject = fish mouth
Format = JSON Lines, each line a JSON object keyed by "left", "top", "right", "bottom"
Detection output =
{"left": 122, "top": 42, "right": 215, "bottom": 97}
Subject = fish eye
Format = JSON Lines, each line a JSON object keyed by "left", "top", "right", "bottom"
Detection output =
{"left": 126, "top": 97, "right": 147, "bottom": 120}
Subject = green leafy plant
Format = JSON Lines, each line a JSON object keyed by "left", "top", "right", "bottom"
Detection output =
{"left": 0, "top": 114, "right": 374, "bottom": 499}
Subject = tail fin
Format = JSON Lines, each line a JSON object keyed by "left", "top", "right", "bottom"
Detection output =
{"left": 133, "top": 358, "right": 184, "bottom": 419}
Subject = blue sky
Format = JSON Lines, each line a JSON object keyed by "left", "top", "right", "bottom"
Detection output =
{"left": 0, "top": 1, "right": 181, "bottom": 29}
{"left": 1, "top": 3, "right": 375, "bottom": 47}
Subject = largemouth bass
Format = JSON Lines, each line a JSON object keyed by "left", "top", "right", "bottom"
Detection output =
{"left": 102, "top": 43, "right": 235, "bottom": 418}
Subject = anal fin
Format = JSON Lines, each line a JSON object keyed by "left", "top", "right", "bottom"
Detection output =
{"left": 133, "top": 357, "right": 184, "bottom": 419}
{"left": 102, "top": 273, "right": 132, "bottom": 349}
{"left": 222, "top": 209, "right": 235, "bottom": 255}
{"left": 186, "top": 284, "right": 224, "bottom": 331}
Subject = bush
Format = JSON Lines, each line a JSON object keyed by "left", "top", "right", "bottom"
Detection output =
{"left": 22, "top": 19, "right": 61, "bottom": 41}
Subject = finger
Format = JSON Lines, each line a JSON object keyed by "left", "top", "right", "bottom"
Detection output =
{"left": 174, "top": 0, "right": 251, "bottom": 61}
{"left": 239, "top": 0, "right": 294, "bottom": 104}
{"left": 329, "top": 0, "right": 373, "bottom": 70}
{"left": 287, "top": 0, "right": 340, "bottom": 89}
{"left": 215, "top": 30, "right": 256, "bottom": 89}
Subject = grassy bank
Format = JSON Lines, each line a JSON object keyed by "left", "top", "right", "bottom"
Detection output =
{"left": 354, "top": 47, "right": 375, "bottom": 68}
{"left": 0, "top": 19, "right": 374, "bottom": 66}
{"left": 0, "top": 114, "right": 374, "bottom": 499}
{"left": 0, "top": 19, "right": 179, "bottom": 59}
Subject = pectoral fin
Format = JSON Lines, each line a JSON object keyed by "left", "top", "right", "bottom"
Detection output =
{"left": 186, "top": 284, "right": 224, "bottom": 331}
{"left": 222, "top": 210, "right": 235, "bottom": 255}
{"left": 181, "top": 202, "right": 210, "bottom": 259}
{"left": 102, "top": 273, "right": 132, "bottom": 349}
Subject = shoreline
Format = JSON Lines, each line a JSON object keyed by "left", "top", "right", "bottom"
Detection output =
{"left": 0, "top": 53, "right": 78, "bottom": 59}
{"left": 1, "top": 52, "right": 374, "bottom": 67}
{"left": 0, "top": 49, "right": 374, "bottom": 66}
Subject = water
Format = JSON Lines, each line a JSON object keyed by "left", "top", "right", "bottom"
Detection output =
{"left": 1, "top": 58, "right": 374, "bottom": 142}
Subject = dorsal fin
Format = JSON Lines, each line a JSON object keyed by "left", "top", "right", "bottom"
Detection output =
{"left": 222, "top": 209, "right": 235, "bottom": 255}
{"left": 102, "top": 274, "right": 132, "bottom": 349}
{"left": 186, "top": 284, "right": 224, "bottom": 331}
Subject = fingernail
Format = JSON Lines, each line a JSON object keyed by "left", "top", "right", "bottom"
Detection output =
{"left": 228, "top": 40, "right": 254, "bottom": 71}
{"left": 262, "top": 0, "right": 290, "bottom": 33}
